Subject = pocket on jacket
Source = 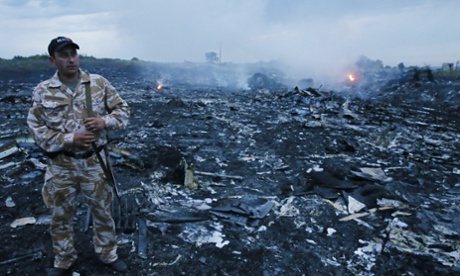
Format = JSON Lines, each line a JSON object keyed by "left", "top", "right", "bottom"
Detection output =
{"left": 42, "top": 99, "right": 69, "bottom": 129}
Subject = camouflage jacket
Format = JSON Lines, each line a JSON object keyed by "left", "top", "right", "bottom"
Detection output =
{"left": 27, "top": 69, "right": 130, "bottom": 155}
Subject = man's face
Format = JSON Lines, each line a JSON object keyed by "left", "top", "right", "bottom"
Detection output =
{"left": 49, "top": 46, "right": 80, "bottom": 79}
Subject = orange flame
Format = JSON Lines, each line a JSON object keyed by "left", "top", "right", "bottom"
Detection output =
{"left": 348, "top": 74, "right": 356, "bottom": 82}
{"left": 157, "top": 84, "right": 163, "bottom": 90}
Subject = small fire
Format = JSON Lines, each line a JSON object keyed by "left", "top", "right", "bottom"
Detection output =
{"left": 156, "top": 84, "right": 163, "bottom": 90}
{"left": 348, "top": 74, "right": 356, "bottom": 82}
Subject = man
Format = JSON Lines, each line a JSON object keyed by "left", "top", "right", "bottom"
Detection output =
{"left": 27, "top": 36, "right": 130, "bottom": 276}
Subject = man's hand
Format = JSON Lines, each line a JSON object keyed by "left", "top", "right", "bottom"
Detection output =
{"left": 74, "top": 132, "right": 97, "bottom": 149}
{"left": 84, "top": 117, "right": 105, "bottom": 132}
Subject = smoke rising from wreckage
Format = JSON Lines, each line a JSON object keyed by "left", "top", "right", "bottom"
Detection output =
{"left": 0, "top": 58, "right": 460, "bottom": 275}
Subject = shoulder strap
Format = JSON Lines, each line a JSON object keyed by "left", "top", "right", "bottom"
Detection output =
{"left": 84, "top": 82, "right": 95, "bottom": 117}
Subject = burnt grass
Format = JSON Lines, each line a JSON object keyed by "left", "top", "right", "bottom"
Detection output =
{"left": 1, "top": 63, "right": 460, "bottom": 275}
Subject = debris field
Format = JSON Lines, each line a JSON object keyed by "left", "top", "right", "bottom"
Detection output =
{"left": 0, "top": 63, "right": 459, "bottom": 275}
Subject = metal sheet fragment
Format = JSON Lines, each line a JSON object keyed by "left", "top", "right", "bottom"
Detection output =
{"left": 350, "top": 167, "right": 393, "bottom": 182}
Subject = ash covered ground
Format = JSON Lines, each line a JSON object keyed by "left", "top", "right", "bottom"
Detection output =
{"left": 1, "top": 61, "right": 460, "bottom": 275}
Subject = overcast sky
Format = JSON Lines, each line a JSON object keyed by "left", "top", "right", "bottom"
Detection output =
{"left": 1, "top": 0, "right": 459, "bottom": 79}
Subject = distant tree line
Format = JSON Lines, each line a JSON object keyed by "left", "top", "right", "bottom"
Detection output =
{"left": 0, "top": 54, "right": 145, "bottom": 73}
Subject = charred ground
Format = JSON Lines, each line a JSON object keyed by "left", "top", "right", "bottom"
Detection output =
{"left": 0, "top": 59, "right": 459, "bottom": 275}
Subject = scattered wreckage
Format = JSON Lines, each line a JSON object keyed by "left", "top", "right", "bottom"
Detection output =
{"left": 0, "top": 63, "right": 459, "bottom": 275}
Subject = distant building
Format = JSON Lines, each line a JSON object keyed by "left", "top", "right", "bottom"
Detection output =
{"left": 441, "top": 63, "right": 454, "bottom": 70}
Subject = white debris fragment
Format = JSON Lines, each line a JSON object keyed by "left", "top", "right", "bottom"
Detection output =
{"left": 0, "top": 161, "right": 17, "bottom": 170}
{"left": 291, "top": 216, "right": 306, "bottom": 229}
{"left": 390, "top": 217, "right": 408, "bottom": 228}
{"left": 117, "top": 238, "right": 132, "bottom": 246}
{"left": 214, "top": 157, "right": 227, "bottom": 168}
{"left": 308, "top": 164, "right": 324, "bottom": 173}
{"left": 327, "top": 228, "right": 337, "bottom": 236}
{"left": 348, "top": 196, "right": 366, "bottom": 214}
{"left": 434, "top": 224, "right": 459, "bottom": 236}
{"left": 0, "top": 145, "right": 18, "bottom": 159}
{"left": 376, "top": 198, "right": 409, "bottom": 209}
{"left": 195, "top": 155, "right": 205, "bottom": 162}
{"left": 353, "top": 218, "right": 374, "bottom": 230}
{"left": 352, "top": 239, "right": 382, "bottom": 271}
{"left": 386, "top": 218, "right": 460, "bottom": 267}
{"left": 322, "top": 257, "right": 341, "bottom": 267}
{"left": 357, "top": 239, "right": 383, "bottom": 253}
{"left": 275, "top": 196, "right": 300, "bottom": 217}
{"left": 339, "top": 212, "right": 369, "bottom": 222}
{"left": 10, "top": 217, "right": 36, "bottom": 228}
{"left": 205, "top": 185, "right": 218, "bottom": 194}
{"left": 5, "top": 196, "right": 15, "bottom": 207}
{"left": 140, "top": 181, "right": 165, "bottom": 206}
{"left": 306, "top": 239, "right": 317, "bottom": 245}
{"left": 324, "top": 199, "right": 347, "bottom": 214}
{"left": 194, "top": 202, "right": 212, "bottom": 210}
{"left": 391, "top": 211, "right": 412, "bottom": 217}
{"left": 423, "top": 137, "right": 442, "bottom": 146}
{"left": 257, "top": 225, "right": 267, "bottom": 232}
{"left": 152, "top": 255, "right": 182, "bottom": 267}
{"left": 340, "top": 100, "right": 359, "bottom": 119}
{"left": 179, "top": 223, "right": 230, "bottom": 248}
{"left": 29, "top": 157, "right": 47, "bottom": 170}
{"left": 35, "top": 215, "right": 51, "bottom": 225}
{"left": 205, "top": 231, "right": 229, "bottom": 248}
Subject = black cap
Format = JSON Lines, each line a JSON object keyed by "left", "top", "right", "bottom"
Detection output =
{"left": 48, "top": 36, "right": 80, "bottom": 56}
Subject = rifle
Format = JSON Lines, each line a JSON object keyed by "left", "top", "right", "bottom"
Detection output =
{"left": 84, "top": 82, "right": 124, "bottom": 211}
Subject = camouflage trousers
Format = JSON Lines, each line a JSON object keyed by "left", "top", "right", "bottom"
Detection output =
{"left": 42, "top": 153, "right": 118, "bottom": 269}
